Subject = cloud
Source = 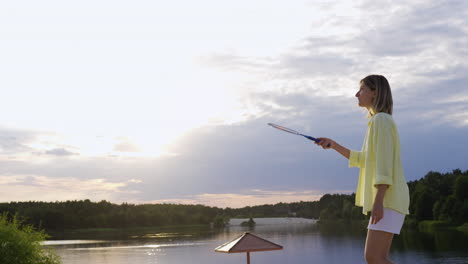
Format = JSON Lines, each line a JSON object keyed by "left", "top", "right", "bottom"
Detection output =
{"left": 193, "top": 189, "right": 340, "bottom": 208}
{"left": 0, "top": 127, "right": 38, "bottom": 154}
{"left": 200, "top": 0, "right": 468, "bottom": 127}
{"left": 44, "top": 148, "right": 78, "bottom": 156}
{"left": 199, "top": 53, "right": 274, "bottom": 73}
{"left": 114, "top": 139, "right": 142, "bottom": 153}
{"left": 126, "top": 111, "right": 364, "bottom": 202}
{"left": 0, "top": 0, "right": 467, "bottom": 207}
{"left": 280, "top": 53, "right": 356, "bottom": 77}
{"left": 356, "top": 0, "right": 468, "bottom": 55}
{"left": 396, "top": 74, "right": 468, "bottom": 127}
{"left": 0, "top": 128, "right": 82, "bottom": 158}
{"left": 147, "top": 189, "right": 351, "bottom": 208}
{"left": 0, "top": 174, "right": 141, "bottom": 202}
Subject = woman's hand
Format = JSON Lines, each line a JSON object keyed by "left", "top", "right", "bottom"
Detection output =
{"left": 371, "top": 202, "right": 384, "bottom": 224}
{"left": 315, "top": 138, "right": 351, "bottom": 159}
{"left": 315, "top": 137, "right": 335, "bottom": 149}
{"left": 371, "top": 184, "right": 389, "bottom": 224}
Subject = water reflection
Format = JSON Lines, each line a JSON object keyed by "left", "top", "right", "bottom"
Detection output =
{"left": 398, "top": 229, "right": 466, "bottom": 252}
{"left": 44, "top": 218, "right": 468, "bottom": 264}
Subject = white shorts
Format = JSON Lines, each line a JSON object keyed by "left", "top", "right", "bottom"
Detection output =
{"left": 367, "top": 208, "right": 405, "bottom": 235}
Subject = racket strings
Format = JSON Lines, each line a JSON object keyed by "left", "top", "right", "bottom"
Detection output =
{"left": 267, "top": 122, "right": 325, "bottom": 145}
{"left": 268, "top": 123, "right": 300, "bottom": 135}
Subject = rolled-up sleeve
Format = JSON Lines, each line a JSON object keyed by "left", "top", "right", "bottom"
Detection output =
{"left": 372, "top": 116, "right": 394, "bottom": 186}
{"left": 349, "top": 150, "right": 363, "bottom": 168}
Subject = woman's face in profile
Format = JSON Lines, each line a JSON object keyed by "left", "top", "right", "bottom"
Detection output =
{"left": 355, "top": 83, "right": 375, "bottom": 108}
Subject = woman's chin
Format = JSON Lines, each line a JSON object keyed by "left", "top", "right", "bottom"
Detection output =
{"left": 358, "top": 102, "right": 370, "bottom": 108}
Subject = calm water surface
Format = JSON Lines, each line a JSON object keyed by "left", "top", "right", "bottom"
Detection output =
{"left": 43, "top": 218, "right": 468, "bottom": 264}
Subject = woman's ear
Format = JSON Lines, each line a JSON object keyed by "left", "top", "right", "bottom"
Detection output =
{"left": 371, "top": 90, "right": 376, "bottom": 101}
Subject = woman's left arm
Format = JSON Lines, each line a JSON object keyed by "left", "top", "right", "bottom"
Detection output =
{"left": 371, "top": 184, "right": 389, "bottom": 224}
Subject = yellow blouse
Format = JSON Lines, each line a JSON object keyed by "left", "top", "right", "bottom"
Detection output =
{"left": 349, "top": 113, "right": 410, "bottom": 215}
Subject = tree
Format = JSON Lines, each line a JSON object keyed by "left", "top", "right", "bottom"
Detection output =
{"left": 454, "top": 175, "right": 468, "bottom": 201}
{"left": 413, "top": 186, "right": 436, "bottom": 220}
{"left": 341, "top": 200, "right": 353, "bottom": 219}
{"left": 0, "top": 213, "right": 61, "bottom": 264}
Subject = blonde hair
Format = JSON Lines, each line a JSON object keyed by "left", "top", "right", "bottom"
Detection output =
{"left": 360, "top": 75, "right": 393, "bottom": 116}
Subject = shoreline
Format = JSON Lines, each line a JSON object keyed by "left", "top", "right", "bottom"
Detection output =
{"left": 44, "top": 218, "right": 467, "bottom": 240}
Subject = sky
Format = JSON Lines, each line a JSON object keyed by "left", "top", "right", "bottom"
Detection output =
{"left": 0, "top": 0, "right": 467, "bottom": 208}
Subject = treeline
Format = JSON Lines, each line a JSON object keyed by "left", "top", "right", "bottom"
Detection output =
{"left": 286, "top": 169, "right": 468, "bottom": 224}
{"left": 408, "top": 169, "right": 468, "bottom": 223}
{"left": 1, "top": 169, "right": 466, "bottom": 231}
{"left": 295, "top": 168, "right": 468, "bottom": 224}
{"left": 0, "top": 197, "right": 357, "bottom": 231}
{"left": 227, "top": 193, "right": 365, "bottom": 221}
{"left": 0, "top": 200, "right": 223, "bottom": 230}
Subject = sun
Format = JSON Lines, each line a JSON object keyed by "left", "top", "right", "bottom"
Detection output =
{"left": 20, "top": 65, "right": 250, "bottom": 158}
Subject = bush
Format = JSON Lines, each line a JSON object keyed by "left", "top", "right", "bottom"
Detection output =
{"left": 213, "top": 215, "right": 229, "bottom": 228}
{"left": 0, "top": 213, "right": 61, "bottom": 264}
{"left": 456, "top": 223, "right": 468, "bottom": 234}
{"left": 240, "top": 218, "right": 256, "bottom": 227}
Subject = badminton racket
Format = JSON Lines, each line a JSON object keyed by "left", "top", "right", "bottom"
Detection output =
{"left": 268, "top": 123, "right": 331, "bottom": 147}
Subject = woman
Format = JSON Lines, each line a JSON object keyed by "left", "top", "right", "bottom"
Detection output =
{"left": 315, "top": 75, "right": 410, "bottom": 264}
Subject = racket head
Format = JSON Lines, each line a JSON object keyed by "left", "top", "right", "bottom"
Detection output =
{"left": 267, "top": 123, "right": 300, "bottom": 135}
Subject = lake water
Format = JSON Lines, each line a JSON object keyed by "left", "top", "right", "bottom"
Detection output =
{"left": 43, "top": 218, "right": 468, "bottom": 264}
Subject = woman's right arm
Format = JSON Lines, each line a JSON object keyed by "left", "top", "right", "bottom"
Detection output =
{"left": 315, "top": 138, "right": 350, "bottom": 159}
{"left": 333, "top": 142, "right": 351, "bottom": 159}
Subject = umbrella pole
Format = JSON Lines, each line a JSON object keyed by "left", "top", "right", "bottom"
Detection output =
{"left": 246, "top": 252, "right": 250, "bottom": 264}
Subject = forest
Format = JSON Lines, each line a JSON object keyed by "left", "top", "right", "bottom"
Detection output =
{"left": 0, "top": 169, "right": 466, "bottom": 231}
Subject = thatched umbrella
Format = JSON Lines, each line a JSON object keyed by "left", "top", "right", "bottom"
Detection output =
{"left": 215, "top": 232, "right": 283, "bottom": 264}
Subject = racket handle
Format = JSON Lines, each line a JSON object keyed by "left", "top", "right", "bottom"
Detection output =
{"left": 304, "top": 135, "right": 319, "bottom": 142}
{"left": 304, "top": 136, "right": 331, "bottom": 148}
